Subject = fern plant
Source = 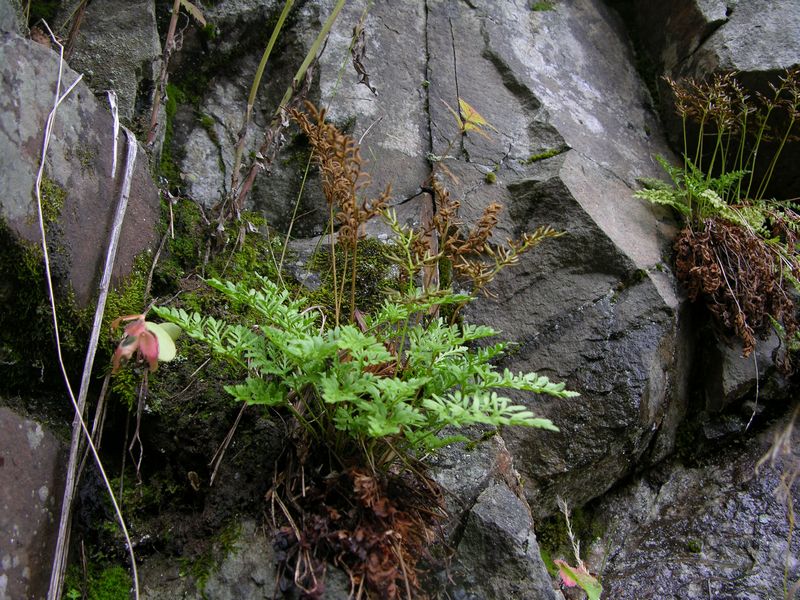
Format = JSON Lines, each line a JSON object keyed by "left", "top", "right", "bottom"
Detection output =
{"left": 635, "top": 70, "right": 800, "bottom": 359}
{"left": 153, "top": 275, "right": 575, "bottom": 470}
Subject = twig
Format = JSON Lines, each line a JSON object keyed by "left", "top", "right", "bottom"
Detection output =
{"left": 108, "top": 91, "right": 119, "bottom": 178}
{"left": 357, "top": 116, "right": 383, "bottom": 145}
{"left": 129, "top": 373, "right": 147, "bottom": 484}
{"left": 208, "top": 401, "right": 248, "bottom": 486}
{"left": 75, "top": 372, "right": 112, "bottom": 479}
{"left": 41, "top": 21, "right": 139, "bottom": 599}
{"left": 146, "top": 0, "right": 182, "bottom": 145}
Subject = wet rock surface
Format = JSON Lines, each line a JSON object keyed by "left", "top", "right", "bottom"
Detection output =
{"left": 0, "top": 406, "right": 66, "bottom": 600}
{"left": 1, "top": 0, "right": 799, "bottom": 598}
{"left": 592, "top": 412, "right": 800, "bottom": 599}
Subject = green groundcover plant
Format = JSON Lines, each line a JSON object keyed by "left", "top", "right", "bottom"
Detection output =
{"left": 152, "top": 273, "right": 576, "bottom": 471}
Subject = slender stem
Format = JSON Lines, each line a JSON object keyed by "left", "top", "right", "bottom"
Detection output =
{"left": 278, "top": 152, "right": 314, "bottom": 281}
{"left": 146, "top": 0, "right": 181, "bottom": 145}
{"left": 231, "top": 0, "right": 295, "bottom": 194}
{"left": 329, "top": 204, "right": 340, "bottom": 326}
{"left": 273, "top": 0, "right": 347, "bottom": 119}
{"left": 756, "top": 115, "right": 796, "bottom": 201}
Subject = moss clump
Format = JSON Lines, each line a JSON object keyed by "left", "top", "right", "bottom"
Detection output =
{"left": 522, "top": 145, "right": 568, "bottom": 164}
{"left": 307, "top": 237, "right": 400, "bottom": 322}
{"left": 26, "top": 0, "right": 60, "bottom": 25}
{"left": 530, "top": 1, "right": 556, "bottom": 11}
{"left": 64, "top": 564, "right": 131, "bottom": 600}
{"left": 36, "top": 174, "right": 67, "bottom": 227}
{"left": 159, "top": 83, "right": 187, "bottom": 186}
{"left": 0, "top": 219, "right": 87, "bottom": 396}
{"left": 535, "top": 504, "right": 605, "bottom": 566}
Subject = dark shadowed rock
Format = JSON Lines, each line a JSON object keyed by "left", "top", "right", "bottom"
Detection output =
{"left": 0, "top": 32, "right": 161, "bottom": 307}
{"left": 0, "top": 406, "right": 66, "bottom": 600}
{"left": 54, "top": 0, "right": 162, "bottom": 122}
{"left": 592, "top": 410, "right": 800, "bottom": 599}
{"left": 702, "top": 333, "right": 787, "bottom": 414}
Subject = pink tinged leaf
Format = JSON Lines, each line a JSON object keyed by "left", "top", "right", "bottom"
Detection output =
{"left": 137, "top": 330, "right": 160, "bottom": 372}
{"left": 554, "top": 560, "right": 578, "bottom": 587}
{"left": 554, "top": 560, "right": 603, "bottom": 600}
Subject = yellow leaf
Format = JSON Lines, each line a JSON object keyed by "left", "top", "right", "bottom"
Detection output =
{"left": 441, "top": 98, "right": 464, "bottom": 131}
{"left": 458, "top": 98, "right": 498, "bottom": 137}
{"left": 179, "top": 0, "right": 207, "bottom": 26}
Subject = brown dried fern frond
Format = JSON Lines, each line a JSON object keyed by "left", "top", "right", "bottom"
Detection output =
{"left": 289, "top": 101, "right": 389, "bottom": 246}
{"left": 675, "top": 218, "right": 798, "bottom": 357}
{"left": 427, "top": 180, "right": 563, "bottom": 296}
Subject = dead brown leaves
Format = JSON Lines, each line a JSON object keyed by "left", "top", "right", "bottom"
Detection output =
{"left": 675, "top": 218, "right": 798, "bottom": 359}
{"left": 273, "top": 465, "right": 443, "bottom": 599}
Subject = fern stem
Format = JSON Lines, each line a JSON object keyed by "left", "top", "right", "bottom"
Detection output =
{"left": 755, "top": 114, "right": 796, "bottom": 201}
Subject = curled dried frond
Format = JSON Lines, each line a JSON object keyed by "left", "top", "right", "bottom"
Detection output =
{"left": 675, "top": 218, "right": 798, "bottom": 358}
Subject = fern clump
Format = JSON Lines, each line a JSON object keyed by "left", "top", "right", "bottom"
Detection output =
{"left": 145, "top": 101, "right": 572, "bottom": 597}
{"left": 636, "top": 69, "right": 800, "bottom": 360}
{"left": 153, "top": 275, "right": 574, "bottom": 469}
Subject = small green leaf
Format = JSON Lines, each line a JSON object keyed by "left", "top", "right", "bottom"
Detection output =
{"left": 179, "top": 0, "right": 206, "bottom": 26}
{"left": 146, "top": 321, "right": 177, "bottom": 362}
{"left": 158, "top": 321, "right": 183, "bottom": 341}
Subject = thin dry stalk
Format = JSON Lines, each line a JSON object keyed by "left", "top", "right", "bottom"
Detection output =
{"left": 39, "top": 22, "right": 139, "bottom": 600}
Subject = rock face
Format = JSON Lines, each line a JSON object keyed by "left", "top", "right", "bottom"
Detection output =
{"left": 425, "top": 0, "right": 683, "bottom": 517}
{"left": 592, "top": 412, "right": 800, "bottom": 599}
{"left": 628, "top": 0, "right": 800, "bottom": 198}
{"left": 0, "top": 32, "right": 161, "bottom": 307}
{"left": 0, "top": 0, "right": 22, "bottom": 35}
{"left": 54, "top": 0, "right": 162, "bottom": 123}
{"left": 0, "top": 407, "right": 66, "bottom": 600}
{"left": 3, "top": 0, "right": 798, "bottom": 598}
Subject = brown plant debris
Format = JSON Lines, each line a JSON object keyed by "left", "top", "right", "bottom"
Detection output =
{"left": 674, "top": 217, "right": 799, "bottom": 358}
{"left": 272, "top": 460, "right": 444, "bottom": 599}
{"left": 289, "top": 102, "right": 390, "bottom": 247}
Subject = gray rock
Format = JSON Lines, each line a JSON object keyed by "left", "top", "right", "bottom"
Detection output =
{"left": 449, "top": 482, "right": 560, "bottom": 600}
{"left": 175, "top": 0, "right": 690, "bottom": 521}
{"left": 0, "top": 0, "right": 23, "bottom": 35}
{"left": 592, "top": 410, "right": 800, "bottom": 599}
{"left": 55, "top": 0, "right": 162, "bottom": 122}
{"left": 423, "top": 0, "right": 685, "bottom": 517}
{"left": 0, "top": 406, "right": 66, "bottom": 600}
{"left": 626, "top": 0, "right": 800, "bottom": 199}
{"left": 201, "top": 520, "right": 276, "bottom": 600}
{"left": 430, "top": 435, "right": 563, "bottom": 598}
{"left": 0, "top": 32, "right": 161, "bottom": 307}
{"left": 171, "top": 0, "right": 430, "bottom": 233}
